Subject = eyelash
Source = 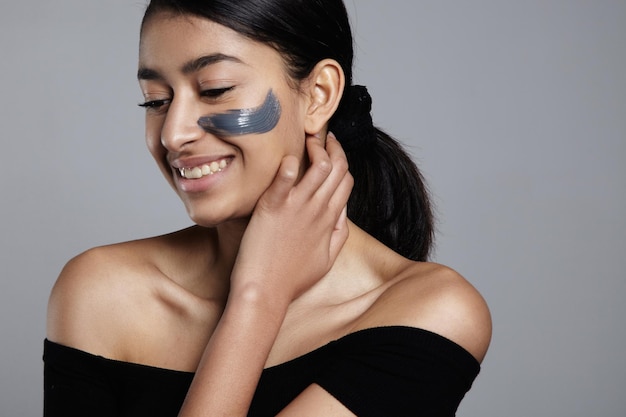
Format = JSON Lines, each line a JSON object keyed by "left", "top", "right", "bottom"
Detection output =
{"left": 138, "top": 87, "right": 235, "bottom": 110}
{"left": 201, "top": 86, "right": 234, "bottom": 98}
{"left": 137, "top": 99, "right": 170, "bottom": 110}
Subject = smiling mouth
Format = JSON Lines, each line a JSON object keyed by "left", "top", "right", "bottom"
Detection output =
{"left": 178, "top": 158, "right": 230, "bottom": 179}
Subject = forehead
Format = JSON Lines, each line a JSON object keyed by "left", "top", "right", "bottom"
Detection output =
{"left": 138, "top": 12, "right": 279, "bottom": 72}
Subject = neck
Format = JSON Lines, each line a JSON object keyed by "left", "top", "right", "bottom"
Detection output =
{"left": 287, "top": 222, "right": 394, "bottom": 308}
{"left": 198, "top": 220, "right": 399, "bottom": 307}
{"left": 214, "top": 218, "right": 248, "bottom": 267}
{"left": 177, "top": 219, "right": 248, "bottom": 302}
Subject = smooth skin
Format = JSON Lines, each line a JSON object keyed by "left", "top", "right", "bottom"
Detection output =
{"left": 47, "top": 13, "right": 492, "bottom": 416}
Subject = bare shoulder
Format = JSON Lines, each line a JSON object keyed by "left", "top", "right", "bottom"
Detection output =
{"left": 47, "top": 240, "right": 148, "bottom": 356}
{"left": 46, "top": 230, "right": 195, "bottom": 358}
{"left": 355, "top": 262, "right": 492, "bottom": 363}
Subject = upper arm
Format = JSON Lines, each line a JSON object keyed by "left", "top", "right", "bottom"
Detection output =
{"left": 46, "top": 246, "right": 133, "bottom": 356}
{"left": 415, "top": 266, "right": 492, "bottom": 363}
{"left": 357, "top": 264, "right": 492, "bottom": 363}
{"left": 44, "top": 339, "right": 119, "bottom": 417}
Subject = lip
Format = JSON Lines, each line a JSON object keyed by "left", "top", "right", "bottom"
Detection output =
{"left": 170, "top": 155, "right": 234, "bottom": 194}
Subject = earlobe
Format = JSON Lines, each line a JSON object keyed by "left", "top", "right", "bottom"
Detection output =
{"left": 304, "top": 59, "right": 345, "bottom": 136}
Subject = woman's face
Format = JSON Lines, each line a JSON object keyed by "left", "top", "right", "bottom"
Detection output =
{"left": 138, "top": 12, "right": 309, "bottom": 226}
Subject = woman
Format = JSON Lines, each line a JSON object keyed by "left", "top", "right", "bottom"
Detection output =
{"left": 44, "top": 1, "right": 491, "bottom": 416}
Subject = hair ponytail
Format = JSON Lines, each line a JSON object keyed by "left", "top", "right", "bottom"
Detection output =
{"left": 330, "top": 86, "right": 434, "bottom": 261}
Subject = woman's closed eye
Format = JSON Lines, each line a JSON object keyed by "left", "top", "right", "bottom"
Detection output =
{"left": 138, "top": 98, "right": 171, "bottom": 110}
{"left": 138, "top": 87, "right": 234, "bottom": 110}
{"left": 200, "top": 86, "right": 234, "bottom": 99}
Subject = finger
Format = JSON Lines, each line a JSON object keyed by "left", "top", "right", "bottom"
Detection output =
{"left": 296, "top": 134, "right": 333, "bottom": 195}
{"left": 258, "top": 154, "right": 300, "bottom": 208}
{"left": 309, "top": 132, "right": 351, "bottom": 202}
{"left": 333, "top": 204, "right": 348, "bottom": 232}
{"left": 327, "top": 169, "right": 354, "bottom": 213}
{"left": 324, "top": 131, "right": 341, "bottom": 149}
{"left": 324, "top": 132, "right": 348, "bottom": 175}
{"left": 328, "top": 205, "right": 350, "bottom": 262}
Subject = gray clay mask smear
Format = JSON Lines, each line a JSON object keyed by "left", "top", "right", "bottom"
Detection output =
{"left": 197, "top": 89, "right": 281, "bottom": 136}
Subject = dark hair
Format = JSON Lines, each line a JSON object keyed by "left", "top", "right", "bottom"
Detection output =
{"left": 142, "top": 0, "right": 434, "bottom": 261}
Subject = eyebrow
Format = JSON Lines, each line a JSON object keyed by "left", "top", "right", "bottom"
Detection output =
{"left": 137, "top": 53, "right": 244, "bottom": 81}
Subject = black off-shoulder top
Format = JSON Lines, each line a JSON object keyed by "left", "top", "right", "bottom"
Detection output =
{"left": 44, "top": 326, "right": 480, "bottom": 417}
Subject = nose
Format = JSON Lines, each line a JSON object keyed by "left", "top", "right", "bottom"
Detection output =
{"left": 160, "top": 94, "right": 203, "bottom": 151}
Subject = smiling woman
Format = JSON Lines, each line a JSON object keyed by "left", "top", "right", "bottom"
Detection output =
{"left": 43, "top": 1, "right": 491, "bottom": 416}
{"left": 136, "top": 13, "right": 315, "bottom": 224}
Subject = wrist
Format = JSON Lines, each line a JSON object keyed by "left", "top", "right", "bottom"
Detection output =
{"left": 179, "top": 279, "right": 289, "bottom": 416}
{"left": 226, "top": 279, "right": 291, "bottom": 324}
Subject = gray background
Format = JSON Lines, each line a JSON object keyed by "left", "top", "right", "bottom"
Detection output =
{"left": 1, "top": 1, "right": 624, "bottom": 415}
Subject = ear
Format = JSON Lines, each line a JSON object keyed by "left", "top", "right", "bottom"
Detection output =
{"left": 303, "top": 59, "right": 345, "bottom": 136}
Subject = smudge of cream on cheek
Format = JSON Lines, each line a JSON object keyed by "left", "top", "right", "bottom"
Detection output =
{"left": 197, "top": 89, "right": 282, "bottom": 136}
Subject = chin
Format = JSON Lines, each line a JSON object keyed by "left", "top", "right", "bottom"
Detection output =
{"left": 184, "top": 202, "right": 253, "bottom": 229}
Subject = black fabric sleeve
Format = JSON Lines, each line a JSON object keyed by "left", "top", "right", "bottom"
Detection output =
{"left": 43, "top": 339, "right": 193, "bottom": 417}
{"left": 314, "top": 327, "right": 480, "bottom": 417}
{"left": 44, "top": 327, "right": 479, "bottom": 417}
{"left": 44, "top": 340, "right": 119, "bottom": 417}
{"left": 250, "top": 326, "right": 480, "bottom": 417}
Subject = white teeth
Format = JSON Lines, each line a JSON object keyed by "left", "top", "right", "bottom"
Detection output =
{"left": 179, "top": 159, "right": 229, "bottom": 179}
{"left": 190, "top": 167, "right": 202, "bottom": 179}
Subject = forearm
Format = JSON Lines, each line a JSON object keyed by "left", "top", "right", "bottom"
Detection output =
{"left": 177, "top": 135, "right": 351, "bottom": 416}
{"left": 178, "top": 282, "right": 289, "bottom": 417}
